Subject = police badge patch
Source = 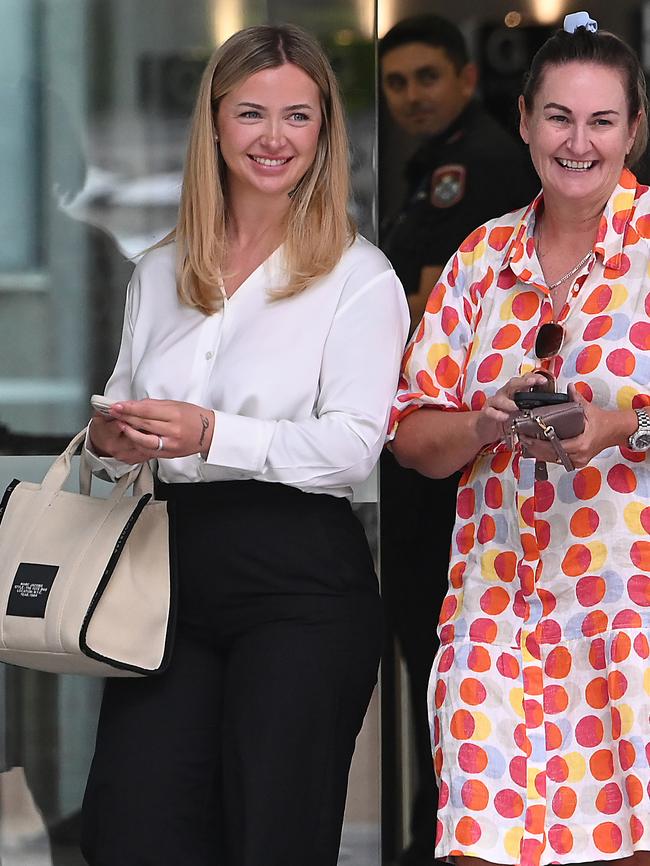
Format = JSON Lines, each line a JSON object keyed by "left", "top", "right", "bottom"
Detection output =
{"left": 430, "top": 164, "right": 466, "bottom": 208}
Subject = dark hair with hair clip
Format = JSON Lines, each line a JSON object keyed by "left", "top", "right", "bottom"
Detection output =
{"left": 522, "top": 26, "right": 648, "bottom": 167}
{"left": 379, "top": 15, "right": 469, "bottom": 73}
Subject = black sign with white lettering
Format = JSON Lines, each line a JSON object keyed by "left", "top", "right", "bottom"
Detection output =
{"left": 7, "top": 563, "right": 59, "bottom": 618}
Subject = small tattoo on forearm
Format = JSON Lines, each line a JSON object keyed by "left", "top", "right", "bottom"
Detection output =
{"left": 199, "top": 413, "right": 210, "bottom": 447}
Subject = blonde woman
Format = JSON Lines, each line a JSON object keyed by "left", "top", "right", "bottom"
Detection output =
{"left": 82, "top": 24, "right": 408, "bottom": 866}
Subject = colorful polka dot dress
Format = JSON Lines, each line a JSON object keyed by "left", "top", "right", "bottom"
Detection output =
{"left": 390, "top": 169, "right": 650, "bottom": 866}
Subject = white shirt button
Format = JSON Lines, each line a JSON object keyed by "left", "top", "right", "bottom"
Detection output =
{"left": 205, "top": 351, "right": 213, "bottom": 360}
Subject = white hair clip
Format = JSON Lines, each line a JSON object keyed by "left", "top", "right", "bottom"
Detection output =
{"left": 563, "top": 11, "right": 598, "bottom": 33}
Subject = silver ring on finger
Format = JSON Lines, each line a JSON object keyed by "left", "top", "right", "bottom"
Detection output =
{"left": 156, "top": 435, "right": 164, "bottom": 452}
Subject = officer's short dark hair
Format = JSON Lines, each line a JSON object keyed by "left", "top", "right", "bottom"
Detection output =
{"left": 379, "top": 15, "right": 469, "bottom": 73}
{"left": 523, "top": 25, "right": 648, "bottom": 167}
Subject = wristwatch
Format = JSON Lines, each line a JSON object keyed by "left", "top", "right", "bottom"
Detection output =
{"left": 628, "top": 408, "right": 650, "bottom": 451}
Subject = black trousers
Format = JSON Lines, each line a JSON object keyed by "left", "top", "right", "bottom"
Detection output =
{"left": 81, "top": 480, "right": 382, "bottom": 866}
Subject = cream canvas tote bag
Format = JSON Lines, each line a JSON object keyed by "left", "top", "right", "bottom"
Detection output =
{"left": 0, "top": 429, "right": 176, "bottom": 676}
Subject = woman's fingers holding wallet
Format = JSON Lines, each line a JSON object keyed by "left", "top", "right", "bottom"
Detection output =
{"left": 477, "top": 373, "right": 551, "bottom": 445}
{"left": 564, "top": 384, "right": 629, "bottom": 467}
{"left": 491, "top": 372, "right": 550, "bottom": 413}
{"left": 519, "top": 386, "right": 624, "bottom": 469}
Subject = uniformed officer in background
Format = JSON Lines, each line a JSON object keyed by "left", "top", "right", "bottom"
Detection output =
{"left": 378, "top": 15, "right": 538, "bottom": 866}
{"left": 380, "top": 13, "right": 539, "bottom": 318}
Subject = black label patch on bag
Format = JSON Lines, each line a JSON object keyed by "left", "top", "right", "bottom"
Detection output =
{"left": 7, "top": 563, "right": 59, "bottom": 618}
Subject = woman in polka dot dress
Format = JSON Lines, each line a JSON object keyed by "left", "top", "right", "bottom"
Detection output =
{"left": 390, "top": 16, "right": 650, "bottom": 866}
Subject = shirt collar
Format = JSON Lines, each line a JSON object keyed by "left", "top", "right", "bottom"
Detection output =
{"left": 500, "top": 194, "right": 544, "bottom": 288}
{"left": 593, "top": 167, "right": 638, "bottom": 272}
{"left": 500, "top": 167, "right": 640, "bottom": 283}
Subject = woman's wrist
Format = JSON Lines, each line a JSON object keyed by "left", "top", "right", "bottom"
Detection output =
{"left": 88, "top": 418, "right": 111, "bottom": 458}
{"left": 603, "top": 407, "right": 639, "bottom": 449}
{"left": 199, "top": 409, "right": 216, "bottom": 459}
{"left": 473, "top": 410, "right": 503, "bottom": 450}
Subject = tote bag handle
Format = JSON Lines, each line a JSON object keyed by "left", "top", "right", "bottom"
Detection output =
{"left": 42, "top": 428, "right": 154, "bottom": 500}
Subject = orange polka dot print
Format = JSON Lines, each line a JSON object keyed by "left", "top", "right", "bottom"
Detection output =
{"left": 395, "top": 169, "right": 650, "bottom": 865}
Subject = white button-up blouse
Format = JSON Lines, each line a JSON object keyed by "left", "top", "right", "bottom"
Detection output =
{"left": 86, "top": 235, "right": 409, "bottom": 499}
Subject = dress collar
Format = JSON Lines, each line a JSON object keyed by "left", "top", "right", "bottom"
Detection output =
{"left": 593, "top": 167, "right": 639, "bottom": 272}
{"left": 500, "top": 167, "right": 640, "bottom": 287}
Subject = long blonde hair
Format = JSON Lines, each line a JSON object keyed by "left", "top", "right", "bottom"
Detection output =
{"left": 157, "top": 24, "right": 355, "bottom": 315}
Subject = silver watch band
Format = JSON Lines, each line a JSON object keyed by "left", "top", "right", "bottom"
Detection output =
{"left": 629, "top": 407, "right": 650, "bottom": 451}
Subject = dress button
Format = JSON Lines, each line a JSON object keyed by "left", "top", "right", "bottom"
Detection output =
{"left": 205, "top": 351, "right": 213, "bottom": 360}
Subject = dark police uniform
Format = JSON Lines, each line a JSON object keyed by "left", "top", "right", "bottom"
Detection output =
{"left": 380, "top": 99, "right": 539, "bottom": 866}
{"left": 382, "top": 99, "right": 539, "bottom": 294}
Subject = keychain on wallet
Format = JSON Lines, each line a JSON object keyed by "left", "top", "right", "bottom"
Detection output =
{"left": 507, "top": 370, "right": 585, "bottom": 477}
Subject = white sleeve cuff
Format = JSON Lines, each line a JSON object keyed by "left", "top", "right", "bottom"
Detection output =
{"left": 83, "top": 424, "right": 139, "bottom": 481}
{"left": 205, "top": 411, "right": 276, "bottom": 473}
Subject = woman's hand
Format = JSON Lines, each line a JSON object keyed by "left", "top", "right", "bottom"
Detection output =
{"left": 518, "top": 384, "right": 637, "bottom": 468}
{"left": 475, "top": 372, "right": 549, "bottom": 446}
{"left": 92, "top": 399, "right": 215, "bottom": 461}
{"left": 88, "top": 413, "right": 153, "bottom": 463}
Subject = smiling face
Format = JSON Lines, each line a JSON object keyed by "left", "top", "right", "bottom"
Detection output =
{"left": 519, "top": 61, "right": 640, "bottom": 211}
{"left": 381, "top": 42, "right": 476, "bottom": 137}
{"left": 215, "top": 63, "right": 323, "bottom": 201}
